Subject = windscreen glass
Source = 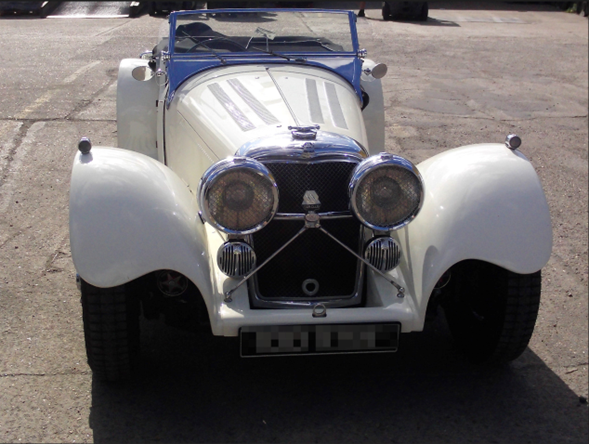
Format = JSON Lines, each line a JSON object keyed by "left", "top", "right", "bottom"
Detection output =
{"left": 173, "top": 10, "right": 355, "bottom": 56}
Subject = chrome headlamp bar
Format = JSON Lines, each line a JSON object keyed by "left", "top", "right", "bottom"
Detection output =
{"left": 197, "top": 157, "right": 279, "bottom": 235}
{"left": 349, "top": 153, "right": 424, "bottom": 232}
{"left": 223, "top": 211, "right": 406, "bottom": 302}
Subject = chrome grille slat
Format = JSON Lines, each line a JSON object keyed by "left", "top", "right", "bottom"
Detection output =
{"left": 218, "top": 242, "right": 256, "bottom": 277}
{"left": 364, "top": 237, "right": 401, "bottom": 272}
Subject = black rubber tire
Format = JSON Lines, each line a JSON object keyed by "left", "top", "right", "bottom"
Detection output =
{"left": 81, "top": 281, "right": 140, "bottom": 382}
{"left": 382, "top": 2, "right": 392, "bottom": 20}
{"left": 416, "top": 3, "right": 429, "bottom": 22}
{"left": 443, "top": 261, "right": 541, "bottom": 364}
{"left": 382, "top": 2, "right": 425, "bottom": 21}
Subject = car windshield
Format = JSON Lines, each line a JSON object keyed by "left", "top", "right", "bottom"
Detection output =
{"left": 171, "top": 10, "right": 356, "bottom": 57}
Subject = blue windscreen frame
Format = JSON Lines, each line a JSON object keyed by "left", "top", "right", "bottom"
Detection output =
{"left": 165, "top": 9, "right": 363, "bottom": 107}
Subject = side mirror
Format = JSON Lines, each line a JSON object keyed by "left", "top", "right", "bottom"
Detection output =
{"left": 362, "top": 59, "right": 388, "bottom": 79}
{"left": 132, "top": 65, "right": 154, "bottom": 82}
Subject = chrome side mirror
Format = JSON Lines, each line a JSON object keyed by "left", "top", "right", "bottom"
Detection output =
{"left": 132, "top": 65, "right": 154, "bottom": 82}
{"left": 362, "top": 59, "right": 388, "bottom": 79}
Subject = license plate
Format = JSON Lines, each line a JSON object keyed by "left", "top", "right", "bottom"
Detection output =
{"left": 240, "top": 323, "right": 400, "bottom": 357}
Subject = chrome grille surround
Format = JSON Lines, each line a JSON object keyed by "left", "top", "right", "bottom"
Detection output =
{"left": 364, "top": 237, "right": 401, "bottom": 272}
{"left": 236, "top": 131, "right": 369, "bottom": 309}
{"left": 238, "top": 130, "right": 368, "bottom": 163}
{"left": 217, "top": 241, "right": 257, "bottom": 277}
{"left": 248, "top": 221, "right": 366, "bottom": 308}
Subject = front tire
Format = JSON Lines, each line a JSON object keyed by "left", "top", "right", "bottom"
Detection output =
{"left": 416, "top": 3, "right": 429, "bottom": 21}
{"left": 443, "top": 261, "right": 541, "bottom": 364}
{"left": 382, "top": 2, "right": 392, "bottom": 20}
{"left": 81, "top": 281, "right": 140, "bottom": 382}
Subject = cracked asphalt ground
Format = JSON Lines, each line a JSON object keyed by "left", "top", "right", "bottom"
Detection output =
{"left": 0, "top": 3, "right": 587, "bottom": 443}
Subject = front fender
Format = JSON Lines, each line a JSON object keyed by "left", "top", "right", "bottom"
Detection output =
{"left": 69, "top": 147, "right": 212, "bottom": 298}
{"left": 395, "top": 143, "right": 552, "bottom": 311}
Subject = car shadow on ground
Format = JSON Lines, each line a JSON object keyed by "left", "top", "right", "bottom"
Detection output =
{"left": 428, "top": 1, "right": 562, "bottom": 12}
{"left": 364, "top": 16, "right": 460, "bottom": 26}
{"left": 88, "top": 313, "right": 588, "bottom": 443}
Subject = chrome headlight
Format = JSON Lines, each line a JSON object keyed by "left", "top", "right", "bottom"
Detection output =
{"left": 198, "top": 157, "right": 278, "bottom": 234}
{"left": 349, "top": 153, "right": 424, "bottom": 231}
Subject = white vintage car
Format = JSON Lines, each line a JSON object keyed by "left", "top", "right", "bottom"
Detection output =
{"left": 69, "top": 8, "right": 552, "bottom": 381}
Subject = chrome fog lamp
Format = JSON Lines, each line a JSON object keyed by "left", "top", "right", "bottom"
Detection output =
{"left": 349, "top": 153, "right": 424, "bottom": 231}
{"left": 217, "top": 241, "right": 256, "bottom": 277}
{"left": 364, "top": 237, "right": 401, "bottom": 272}
{"left": 198, "top": 157, "right": 278, "bottom": 234}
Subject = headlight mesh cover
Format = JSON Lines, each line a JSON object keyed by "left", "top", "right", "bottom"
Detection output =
{"left": 208, "top": 169, "right": 275, "bottom": 231}
{"left": 351, "top": 154, "right": 423, "bottom": 231}
{"left": 199, "top": 158, "right": 278, "bottom": 234}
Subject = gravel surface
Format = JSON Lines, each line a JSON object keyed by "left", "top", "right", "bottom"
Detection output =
{"left": 0, "top": 3, "right": 587, "bottom": 443}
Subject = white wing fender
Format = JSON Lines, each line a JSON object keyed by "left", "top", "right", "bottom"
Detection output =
{"left": 69, "top": 148, "right": 212, "bottom": 301}
{"left": 394, "top": 143, "right": 552, "bottom": 317}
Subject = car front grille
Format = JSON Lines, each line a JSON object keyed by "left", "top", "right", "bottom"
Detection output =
{"left": 250, "top": 161, "right": 363, "bottom": 307}
{"left": 264, "top": 162, "right": 357, "bottom": 213}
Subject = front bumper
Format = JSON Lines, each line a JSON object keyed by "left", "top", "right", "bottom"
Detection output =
{"left": 203, "top": 225, "right": 422, "bottom": 336}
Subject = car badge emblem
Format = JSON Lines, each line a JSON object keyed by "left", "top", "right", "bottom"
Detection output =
{"left": 302, "top": 190, "right": 321, "bottom": 212}
{"left": 301, "top": 142, "right": 315, "bottom": 159}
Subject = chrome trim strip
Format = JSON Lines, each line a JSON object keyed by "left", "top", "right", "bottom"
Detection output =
{"left": 306, "top": 79, "right": 324, "bottom": 124}
{"left": 259, "top": 156, "right": 362, "bottom": 164}
{"left": 267, "top": 67, "right": 300, "bottom": 126}
{"left": 274, "top": 211, "right": 353, "bottom": 221}
{"left": 238, "top": 131, "right": 368, "bottom": 161}
{"left": 228, "top": 78, "right": 279, "bottom": 125}
{"left": 325, "top": 82, "right": 347, "bottom": 129}
{"left": 207, "top": 83, "right": 255, "bottom": 132}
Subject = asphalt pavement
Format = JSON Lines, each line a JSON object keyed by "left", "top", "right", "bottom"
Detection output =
{"left": 0, "top": 3, "right": 587, "bottom": 443}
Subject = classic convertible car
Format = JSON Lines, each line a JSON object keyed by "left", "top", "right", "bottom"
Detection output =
{"left": 69, "top": 9, "right": 552, "bottom": 381}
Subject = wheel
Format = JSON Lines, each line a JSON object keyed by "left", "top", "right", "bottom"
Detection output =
{"left": 382, "top": 2, "right": 392, "bottom": 20}
{"left": 382, "top": 2, "right": 418, "bottom": 21}
{"left": 442, "top": 261, "right": 541, "bottom": 364}
{"left": 383, "top": 2, "right": 428, "bottom": 21}
{"left": 81, "top": 280, "right": 140, "bottom": 382}
{"left": 416, "top": 3, "right": 428, "bottom": 21}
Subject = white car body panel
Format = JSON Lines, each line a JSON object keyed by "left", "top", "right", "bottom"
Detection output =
{"left": 69, "top": 147, "right": 214, "bottom": 318}
{"left": 165, "top": 64, "right": 368, "bottom": 191}
{"left": 70, "top": 141, "right": 552, "bottom": 335}
{"left": 117, "top": 59, "right": 159, "bottom": 159}
{"left": 70, "top": 9, "right": 553, "bottom": 345}
{"left": 397, "top": 143, "right": 553, "bottom": 317}
{"left": 359, "top": 65, "right": 385, "bottom": 155}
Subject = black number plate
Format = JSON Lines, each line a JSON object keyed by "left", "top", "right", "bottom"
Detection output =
{"left": 240, "top": 323, "right": 400, "bottom": 357}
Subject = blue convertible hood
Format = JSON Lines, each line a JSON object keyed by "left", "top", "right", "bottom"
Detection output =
{"left": 164, "top": 9, "right": 363, "bottom": 106}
